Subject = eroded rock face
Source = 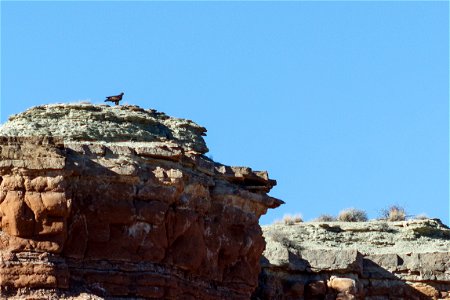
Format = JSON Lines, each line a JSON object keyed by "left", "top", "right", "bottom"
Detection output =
{"left": 0, "top": 103, "right": 282, "bottom": 299}
{"left": 254, "top": 220, "right": 450, "bottom": 300}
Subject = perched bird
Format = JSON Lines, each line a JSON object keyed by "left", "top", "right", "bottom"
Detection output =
{"left": 104, "top": 92, "right": 124, "bottom": 105}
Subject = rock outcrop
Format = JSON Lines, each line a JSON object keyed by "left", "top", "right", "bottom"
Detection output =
{"left": 0, "top": 103, "right": 283, "bottom": 299}
{"left": 3, "top": 103, "right": 449, "bottom": 300}
{"left": 254, "top": 219, "right": 450, "bottom": 300}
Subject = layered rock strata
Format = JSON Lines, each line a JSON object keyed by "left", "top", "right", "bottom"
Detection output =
{"left": 0, "top": 103, "right": 283, "bottom": 299}
{"left": 254, "top": 219, "right": 450, "bottom": 300}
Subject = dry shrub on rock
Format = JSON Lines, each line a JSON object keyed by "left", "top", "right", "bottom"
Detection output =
{"left": 283, "top": 214, "right": 303, "bottom": 225}
{"left": 337, "top": 208, "right": 368, "bottom": 222}
{"left": 313, "top": 214, "right": 336, "bottom": 222}
{"left": 380, "top": 205, "right": 406, "bottom": 221}
{"left": 414, "top": 213, "right": 429, "bottom": 220}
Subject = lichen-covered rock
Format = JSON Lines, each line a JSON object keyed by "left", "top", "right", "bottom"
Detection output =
{"left": 254, "top": 220, "right": 450, "bottom": 300}
{"left": 0, "top": 103, "right": 282, "bottom": 299}
{"left": 0, "top": 103, "right": 209, "bottom": 153}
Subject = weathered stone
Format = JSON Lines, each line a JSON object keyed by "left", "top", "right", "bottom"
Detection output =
{"left": 255, "top": 221, "right": 450, "bottom": 299}
{"left": 410, "top": 282, "right": 440, "bottom": 298}
{"left": 328, "top": 276, "right": 357, "bottom": 294}
{"left": 0, "top": 103, "right": 281, "bottom": 299}
{"left": 0, "top": 191, "right": 34, "bottom": 237}
{"left": 302, "top": 249, "right": 363, "bottom": 273}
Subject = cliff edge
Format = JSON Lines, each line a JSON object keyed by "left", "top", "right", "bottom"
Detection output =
{"left": 0, "top": 103, "right": 283, "bottom": 299}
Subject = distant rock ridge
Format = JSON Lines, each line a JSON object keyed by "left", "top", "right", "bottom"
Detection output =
{"left": 254, "top": 219, "right": 450, "bottom": 300}
{"left": 0, "top": 103, "right": 282, "bottom": 299}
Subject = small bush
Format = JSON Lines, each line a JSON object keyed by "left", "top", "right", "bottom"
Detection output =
{"left": 293, "top": 214, "right": 303, "bottom": 223}
{"left": 380, "top": 205, "right": 406, "bottom": 221}
{"left": 283, "top": 213, "right": 303, "bottom": 225}
{"left": 414, "top": 213, "right": 429, "bottom": 220}
{"left": 313, "top": 214, "right": 336, "bottom": 222}
{"left": 378, "top": 222, "right": 391, "bottom": 232}
{"left": 337, "top": 208, "right": 368, "bottom": 222}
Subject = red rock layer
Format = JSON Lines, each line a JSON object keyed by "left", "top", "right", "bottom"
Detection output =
{"left": 0, "top": 137, "right": 282, "bottom": 299}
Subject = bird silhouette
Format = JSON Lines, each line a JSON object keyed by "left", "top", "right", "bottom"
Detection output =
{"left": 104, "top": 92, "right": 124, "bottom": 106}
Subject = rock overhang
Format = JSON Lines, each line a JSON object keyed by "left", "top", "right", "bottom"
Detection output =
{"left": 0, "top": 103, "right": 282, "bottom": 204}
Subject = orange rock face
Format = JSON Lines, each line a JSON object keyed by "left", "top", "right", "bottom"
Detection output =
{"left": 0, "top": 105, "right": 282, "bottom": 299}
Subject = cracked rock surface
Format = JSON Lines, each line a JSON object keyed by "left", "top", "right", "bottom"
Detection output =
{"left": 0, "top": 103, "right": 209, "bottom": 154}
{"left": 0, "top": 103, "right": 282, "bottom": 299}
{"left": 254, "top": 220, "right": 450, "bottom": 300}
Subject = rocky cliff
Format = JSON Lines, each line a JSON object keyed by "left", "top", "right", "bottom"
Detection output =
{"left": 254, "top": 219, "right": 450, "bottom": 300}
{"left": 0, "top": 103, "right": 283, "bottom": 299}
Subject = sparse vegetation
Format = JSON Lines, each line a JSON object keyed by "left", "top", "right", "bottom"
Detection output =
{"left": 380, "top": 205, "right": 406, "bottom": 221}
{"left": 313, "top": 214, "right": 336, "bottom": 222}
{"left": 293, "top": 214, "right": 303, "bottom": 223}
{"left": 337, "top": 208, "right": 368, "bottom": 222}
{"left": 414, "top": 213, "right": 429, "bottom": 220}
{"left": 282, "top": 213, "right": 303, "bottom": 225}
{"left": 272, "top": 207, "right": 432, "bottom": 225}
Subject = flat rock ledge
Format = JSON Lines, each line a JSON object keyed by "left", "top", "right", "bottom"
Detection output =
{"left": 0, "top": 103, "right": 283, "bottom": 299}
{"left": 254, "top": 220, "right": 450, "bottom": 300}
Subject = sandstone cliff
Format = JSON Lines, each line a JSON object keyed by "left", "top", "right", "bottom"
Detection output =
{"left": 0, "top": 103, "right": 283, "bottom": 299}
{"left": 254, "top": 219, "right": 450, "bottom": 300}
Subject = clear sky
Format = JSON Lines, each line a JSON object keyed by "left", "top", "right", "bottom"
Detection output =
{"left": 1, "top": 1, "right": 448, "bottom": 225}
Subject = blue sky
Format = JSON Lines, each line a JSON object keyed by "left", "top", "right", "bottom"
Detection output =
{"left": 1, "top": 1, "right": 448, "bottom": 224}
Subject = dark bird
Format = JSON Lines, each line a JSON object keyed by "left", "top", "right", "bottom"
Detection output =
{"left": 104, "top": 92, "right": 124, "bottom": 106}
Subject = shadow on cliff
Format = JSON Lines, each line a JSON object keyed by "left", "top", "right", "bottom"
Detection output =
{"left": 362, "top": 259, "right": 435, "bottom": 300}
{"left": 60, "top": 147, "right": 135, "bottom": 296}
{"left": 64, "top": 146, "right": 125, "bottom": 176}
{"left": 253, "top": 252, "right": 435, "bottom": 300}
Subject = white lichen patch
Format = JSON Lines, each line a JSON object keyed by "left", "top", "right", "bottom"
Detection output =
{"left": 0, "top": 103, "right": 208, "bottom": 154}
